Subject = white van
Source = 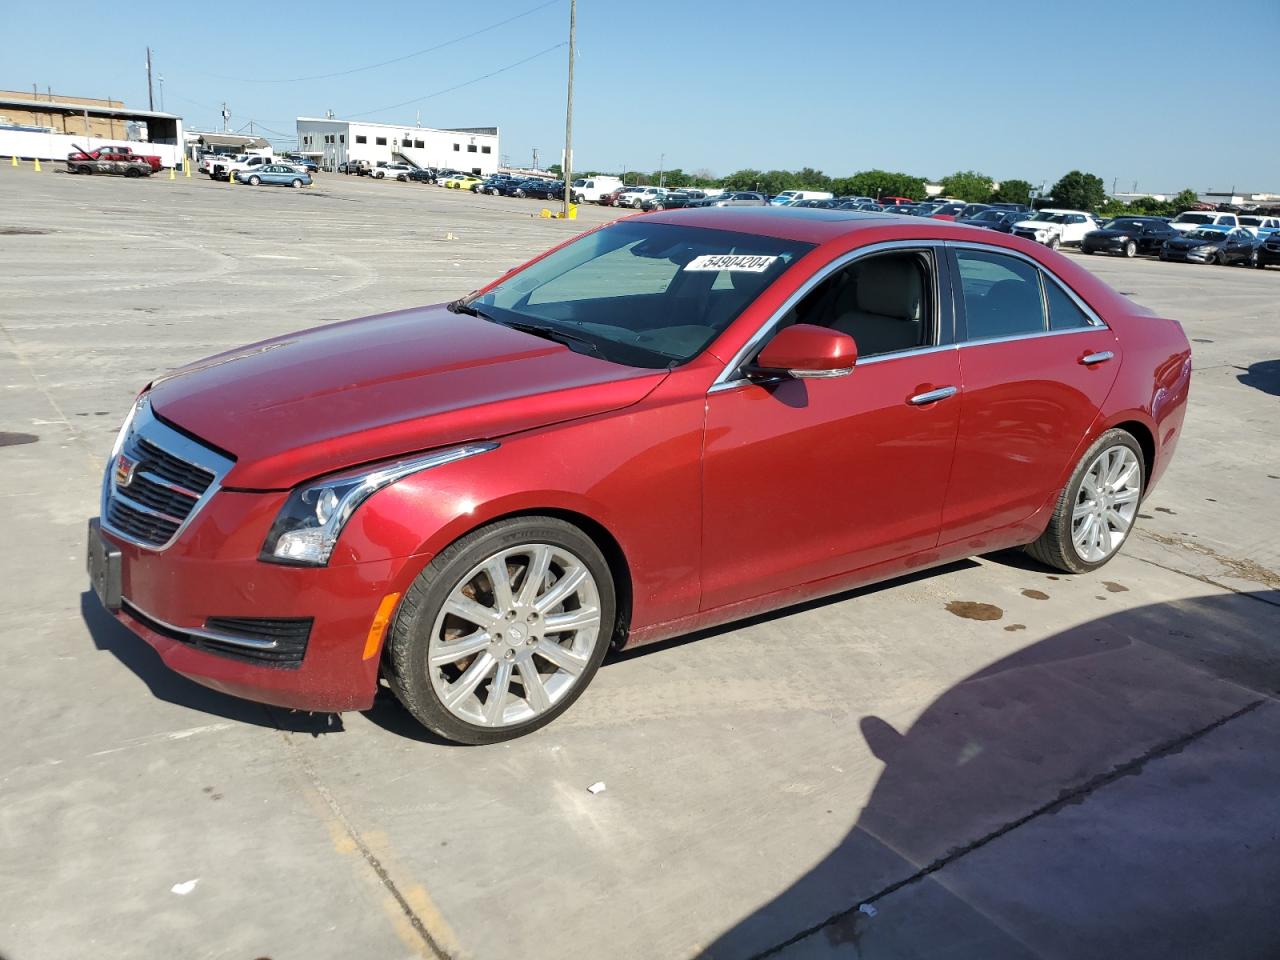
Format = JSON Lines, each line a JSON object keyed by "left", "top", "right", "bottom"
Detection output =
{"left": 771, "top": 190, "right": 834, "bottom": 206}
{"left": 571, "top": 176, "right": 624, "bottom": 204}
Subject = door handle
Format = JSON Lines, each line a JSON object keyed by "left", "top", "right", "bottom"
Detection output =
{"left": 908, "top": 386, "right": 958, "bottom": 406}
{"left": 1081, "top": 351, "right": 1114, "bottom": 366}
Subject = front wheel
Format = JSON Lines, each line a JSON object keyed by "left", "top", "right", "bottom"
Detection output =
{"left": 1124, "top": 240, "right": 1137, "bottom": 258}
{"left": 1215, "top": 250, "right": 1226, "bottom": 265}
{"left": 124, "top": 168, "right": 142, "bottom": 178}
{"left": 387, "top": 517, "right": 615, "bottom": 744}
{"left": 1048, "top": 236, "right": 1061, "bottom": 250}
{"left": 77, "top": 165, "right": 92, "bottom": 175}
{"left": 1026, "top": 429, "right": 1145, "bottom": 574}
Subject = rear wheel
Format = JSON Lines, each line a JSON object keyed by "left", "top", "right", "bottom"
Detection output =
{"left": 292, "top": 178, "right": 304, "bottom": 188}
{"left": 1026, "top": 428, "right": 1145, "bottom": 574}
{"left": 387, "top": 517, "right": 615, "bottom": 744}
{"left": 248, "top": 175, "right": 261, "bottom": 186}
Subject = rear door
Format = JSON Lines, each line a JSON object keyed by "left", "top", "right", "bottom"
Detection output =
{"left": 939, "top": 244, "right": 1120, "bottom": 546}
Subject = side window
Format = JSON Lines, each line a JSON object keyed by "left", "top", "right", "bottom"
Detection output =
{"left": 785, "top": 250, "right": 933, "bottom": 358}
{"left": 1043, "top": 276, "right": 1093, "bottom": 330}
{"left": 955, "top": 249, "right": 1046, "bottom": 341}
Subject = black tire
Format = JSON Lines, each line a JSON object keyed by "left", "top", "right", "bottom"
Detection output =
{"left": 514, "top": 189, "right": 525, "bottom": 198}
{"left": 386, "top": 516, "right": 616, "bottom": 745}
{"left": 1025, "top": 428, "right": 1145, "bottom": 574}
{"left": 124, "top": 168, "right": 141, "bottom": 178}
{"left": 77, "top": 165, "right": 92, "bottom": 175}
{"left": 291, "top": 178, "right": 303, "bottom": 189}
{"left": 1124, "top": 240, "right": 1137, "bottom": 258}
{"left": 248, "top": 175, "right": 261, "bottom": 186}
{"left": 1081, "top": 246, "right": 1092, "bottom": 254}
{"left": 1048, "top": 236, "right": 1061, "bottom": 250}
{"left": 1215, "top": 250, "right": 1226, "bottom": 265}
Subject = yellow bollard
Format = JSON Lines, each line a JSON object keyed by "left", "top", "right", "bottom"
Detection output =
{"left": 9, "top": 155, "right": 16, "bottom": 167}
{"left": 33, "top": 157, "right": 42, "bottom": 172}
{"left": 184, "top": 160, "right": 191, "bottom": 178}
{"left": 169, "top": 166, "right": 176, "bottom": 181}
{"left": 539, "top": 208, "right": 551, "bottom": 218}
{"left": 568, "top": 203, "right": 578, "bottom": 220}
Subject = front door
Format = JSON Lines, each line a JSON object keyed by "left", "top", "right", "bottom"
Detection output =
{"left": 700, "top": 246, "right": 962, "bottom": 610}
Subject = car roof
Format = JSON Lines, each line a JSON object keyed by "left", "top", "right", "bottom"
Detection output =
{"left": 639, "top": 207, "right": 991, "bottom": 243}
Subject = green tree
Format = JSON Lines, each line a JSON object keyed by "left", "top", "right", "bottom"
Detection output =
{"left": 990, "top": 178, "right": 1034, "bottom": 205}
{"left": 547, "top": 163, "right": 563, "bottom": 177}
{"left": 1171, "top": 188, "right": 1200, "bottom": 212}
{"left": 721, "top": 168, "right": 764, "bottom": 191}
{"left": 1048, "top": 170, "right": 1106, "bottom": 211}
{"left": 939, "top": 170, "right": 995, "bottom": 203}
{"left": 829, "top": 169, "right": 926, "bottom": 200}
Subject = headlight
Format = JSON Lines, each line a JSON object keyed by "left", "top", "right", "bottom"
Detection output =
{"left": 261, "top": 443, "right": 497, "bottom": 566}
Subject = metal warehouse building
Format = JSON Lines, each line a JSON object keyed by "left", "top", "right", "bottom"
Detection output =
{"left": 295, "top": 117, "right": 499, "bottom": 174}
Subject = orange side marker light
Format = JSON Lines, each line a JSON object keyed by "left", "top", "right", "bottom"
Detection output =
{"left": 363, "top": 592, "right": 402, "bottom": 660}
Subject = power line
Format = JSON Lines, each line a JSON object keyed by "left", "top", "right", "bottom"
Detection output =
{"left": 344, "top": 42, "right": 566, "bottom": 119}
{"left": 200, "top": 0, "right": 559, "bottom": 84}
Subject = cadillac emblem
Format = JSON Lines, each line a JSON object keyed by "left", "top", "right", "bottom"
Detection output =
{"left": 114, "top": 453, "right": 139, "bottom": 488}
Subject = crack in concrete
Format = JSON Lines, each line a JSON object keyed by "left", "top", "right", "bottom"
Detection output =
{"left": 750, "top": 698, "right": 1267, "bottom": 960}
{"left": 272, "top": 723, "right": 454, "bottom": 960}
{"left": 1137, "top": 529, "right": 1280, "bottom": 591}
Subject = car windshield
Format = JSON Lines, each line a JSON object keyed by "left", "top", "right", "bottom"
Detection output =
{"left": 1110, "top": 220, "right": 1146, "bottom": 232}
{"left": 1176, "top": 214, "right": 1212, "bottom": 224}
{"left": 1239, "top": 217, "right": 1262, "bottom": 226}
{"left": 466, "top": 220, "right": 813, "bottom": 369}
{"left": 1188, "top": 229, "right": 1225, "bottom": 241}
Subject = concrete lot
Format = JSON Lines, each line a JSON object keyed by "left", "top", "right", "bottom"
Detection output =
{"left": 1, "top": 167, "right": 1278, "bottom": 960}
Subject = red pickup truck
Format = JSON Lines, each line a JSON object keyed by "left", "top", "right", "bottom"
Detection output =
{"left": 67, "top": 145, "right": 164, "bottom": 173}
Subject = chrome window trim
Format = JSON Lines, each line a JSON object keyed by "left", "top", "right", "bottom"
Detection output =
{"left": 100, "top": 395, "right": 234, "bottom": 552}
{"left": 123, "top": 600, "right": 280, "bottom": 651}
{"left": 947, "top": 240, "right": 1107, "bottom": 329}
{"left": 709, "top": 239, "right": 946, "bottom": 391}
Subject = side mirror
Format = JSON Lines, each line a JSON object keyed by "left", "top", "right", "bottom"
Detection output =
{"left": 751, "top": 324, "right": 857, "bottom": 379}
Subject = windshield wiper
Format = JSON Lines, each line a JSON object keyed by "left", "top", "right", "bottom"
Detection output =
{"left": 499, "top": 319, "right": 604, "bottom": 359}
{"left": 446, "top": 297, "right": 490, "bottom": 318}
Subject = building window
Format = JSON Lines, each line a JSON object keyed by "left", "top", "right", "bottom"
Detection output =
{"left": 467, "top": 144, "right": 477, "bottom": 153}
{"left": 375, "top": 137, "right": 387, "bottom": 146}
{"left": 402, "top": 138, "right": 411, "bottom": 147}
{"left": 339, "top": 135, "right": 345, "bottom": 144}
{"left": 355, "top": 135, "right": 367, "bottom": 144}
{"left": 453, "top": 143, "right": 460, "bottom": 151}
{"left": 414, "top": 139, "right": 424, "bottom": 149}
{"left": 481, "top": 146, "right": 491, "bottom": 154}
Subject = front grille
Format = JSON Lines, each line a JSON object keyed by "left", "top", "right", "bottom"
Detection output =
{"left": 101, "top": 398, "right": 231, "bottom": 549}
{"left": 122, "top": 602, "right": 311, "bottom": 668}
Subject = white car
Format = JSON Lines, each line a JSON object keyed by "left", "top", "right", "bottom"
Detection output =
{"left": 771, "top": 190, "right": 834, "bottom": 206}
{"left": 616, "top": 186, "right": 669, "bottom": 209}
{"left": 1169, "top": 211, "right": 1238, "bottom": 233}
{"left": 1010, "top": 209, "right": 1099, "bottom": 249}
{"left": 370, "top": 162, "right": 414, "bottom": 181}
{"left": 570, "top": 176, "right": 623, "bottom": 204}
{"left": 1235, "top": 215, "right": 1279, "bottom": 239}
{"left": 210, "top": 154, "right": 297, "bottom": 181}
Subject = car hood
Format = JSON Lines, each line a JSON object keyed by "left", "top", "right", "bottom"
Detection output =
{"left": 147, "top": 305, "right": 668, "bottom": 490}
{"left": 1166, "top": 236, "right": 1221, "bottom": 250}
{"left": 1013, "top": 220, "right": 1057, "bottom": 230}
{"left": 1087, "top": 229, "right": 1133, "bottom": 239}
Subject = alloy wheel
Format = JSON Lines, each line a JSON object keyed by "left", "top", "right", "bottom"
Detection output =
{"left": 427, "top": 543, "right": 602, "bottom": 728}
{"left": 1071, "top": 446, "right": 1141, "bottom": 563}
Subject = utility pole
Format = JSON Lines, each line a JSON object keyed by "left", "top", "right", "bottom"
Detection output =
{"left": 146, "top": 47, "right": 155, "bottom": 111}
{"left": 658, "top": 153, "right": 664, "bottom": 188}
{"left": 157, "top": 74, "right": 165, "bottom": 112}
{"left": 561, "top": 0, "right": 576, "bottom": 217}
{"left": 221, "top": 102, "right": 230, "bottom": 133}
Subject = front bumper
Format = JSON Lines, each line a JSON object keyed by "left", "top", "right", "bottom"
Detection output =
{"left": 89, "top": 489, "right": 427, "bottom": 712}
{"left": 1257, "top": 245, "right": 1280, "bottom": 266}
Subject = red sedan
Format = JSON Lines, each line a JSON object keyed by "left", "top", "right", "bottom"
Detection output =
{"left": 88, "top": 209, "right": 1191, "bottom": 743}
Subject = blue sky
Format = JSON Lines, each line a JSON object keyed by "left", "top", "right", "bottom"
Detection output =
{"left": 8, "top": 0, "right": 1279, "bottom": 191}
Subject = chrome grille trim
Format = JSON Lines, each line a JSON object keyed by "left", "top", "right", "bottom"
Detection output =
{"left": 100, "top": 395, "right": 234, "bottom": 551}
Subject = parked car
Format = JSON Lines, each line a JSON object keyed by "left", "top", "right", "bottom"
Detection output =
{"left": 406, "top": 168, "right": 437, "bottom": 183}
{"left": 87, "top": 209, "right": 1190, "bottom": 744}
{"left": 956, "top": 203, "right": 994, "bottom": 221}
{"left": 979, "top": 211, "right": 1029, "bottom": 233}
{"left": 210, "top": 154, "right": 285, "bottom": 182}
{"left": 65, "top": 151, "right": 153, "bottom": 178}
{"left": 616, "top": 186, "right": 669, "bottom": 209}
{"left": 370, "top": 162, "right": 414, "bottom": 181}
{"left": 1160, "top": 227, "right": 1258, "bottom": 265}
{"left": 442, "top": 174, "right": 484, "bottom": 190}
{"left": 989, "top": 203, "right": 1031, "bottom": 213}
{"left": 476, "top": 174, "right": 520, "bottom": 194}
{"left": 338, "top": 159, "right": 371, "bottom": 175}
{"left": 233, "top": 164, "right": 311, "bottom": 188}
{"left": 282, "top": 155, "right": 319, "bottom": 173}
{"left": 879, "top": 196, "right": 916, "bottom": 206}
{"left": 68, "top": 145, "right": 163, "bottom": 173}
{"left": 598, "top": 188, "right": 627, "bottom": 207}
{"left": 771, "top": 190, "right": 834, "bottom": 206}
{"left": 929, "top": 202, "right": 968, "bottom": 221}
{"left": 641, "top": 190, "right": 706, "bottom": 211}
{"left": 570, "top": 176, "right": 624, "bottom": 204}
{"left": 700, "top": 191, "right": 769, "bottom": 207}
{"left": 518, "top": 179, "right": 565, "bottom": 201}
{"left": 1011, "top": 210, "right": 1099, "bottom": 249}
{"left": 1169, "top": 211, "right": 1239, "bottom": 233}
{"left": 1255, "top": 230, "right": 1280, "bottom": 268}
{"left": 1236, "top": 215, "right": 1280, "bottom": 239}
{"left": 1080, "top": 218, "right": 1176, "bottom": 257}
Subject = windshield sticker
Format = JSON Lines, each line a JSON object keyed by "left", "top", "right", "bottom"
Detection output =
{"left": 684, "top": 254, "right": 779, "bottom": 273}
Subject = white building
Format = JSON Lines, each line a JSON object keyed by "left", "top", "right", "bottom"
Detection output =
{"left": 295, "top": 117, "right": 499, "bottom": 174}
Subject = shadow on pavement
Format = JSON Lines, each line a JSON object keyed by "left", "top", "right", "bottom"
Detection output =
{"left": 706, "top": 591, "right": 1280, "bottom": 959}
{"left": 1237, "top": 359, "right": 1280, "bottom": 397}
{"left": 81, "top": 590, "right": 344, "bottom": 735}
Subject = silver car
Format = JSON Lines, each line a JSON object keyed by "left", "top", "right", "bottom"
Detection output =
{"left": 704, "top": 191, "right": 769, "bottom": 207}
